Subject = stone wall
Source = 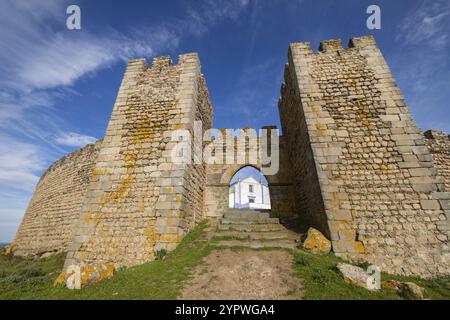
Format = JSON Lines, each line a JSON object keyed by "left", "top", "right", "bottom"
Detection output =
{"left": 13, "top": 141, "right": 102, "bottom": 256}
{"left": 183, "top": 75, "right": 213, "bottom": 230}
{"left": 425, "top": 130, "right": 450, "bottom": 191}
{"left": 280, "top": 35, "right": 450, "bottom": 277}
{"left": 279, "top": 65, "right": 330, "bottom": 235}
{"left": 63, "top": 54, "right": 212, "bottom": 273}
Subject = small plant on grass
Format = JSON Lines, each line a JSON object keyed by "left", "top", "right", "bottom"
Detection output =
{"left": 312, "top": 269, "right": 331, "bottom": 286}
{"left": 19, "top": 268, "right": 45, "bottom": 278}
{"left": 155, "top": 249, "right": 167, "bottom": 261}
{"left": 295, "top": 255, "right": 309, "bottom": 266}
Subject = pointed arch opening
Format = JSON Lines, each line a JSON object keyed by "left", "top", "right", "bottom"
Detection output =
{"left": 228, "top": 166, "right": 271, "bottom": 210}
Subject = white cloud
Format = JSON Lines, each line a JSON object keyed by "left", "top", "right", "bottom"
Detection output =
{"left": 56, "top": 132, "right": 97, "bottom": 147}
{"left": 0, "top": 135, "right": 47, "bottom": 192}
{"left": 397, "top": 1, "right": 450, "bottom": 48}
{"left": 393, "top": 0, "right": 450, "bottom": 133}
{"left": 0, "top": 0, "right": 178, "bottom": 155}
{"left": 179, "top": 0, "right": 250, "bottom": 36}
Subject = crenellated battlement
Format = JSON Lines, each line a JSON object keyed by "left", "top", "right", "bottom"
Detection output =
{"left": 290, "top": 35, "right": 378, "bottom": 55}
{"left": 425, "top": 130, "right": 450, "bottom": 142}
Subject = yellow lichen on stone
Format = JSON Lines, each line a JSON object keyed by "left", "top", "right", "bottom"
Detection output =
{"left": 303, "top": 227, "right": 332, "bottom": 255}
{"left": 351, "top": 241, "right": 366, "bottom": 254}
{"left": 53, "top": 271, "right": 68, "bottom": 286}
{"left": 83, "top": 211, "right": 101, "bottom": 224}
{"left": 315, "top": 123, "right": 327, "bottom": 136}
{"left": 160, "top": 233, "right": 182, "bottom": 243}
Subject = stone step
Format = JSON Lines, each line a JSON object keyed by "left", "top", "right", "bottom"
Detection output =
{"left": 217, "top": 223, "right": 284, "bottom": 232}
{"left": 225, "top": 209, "right": 270, "bottom": 213}
{"left": 213, "top": 230, "right": 289, "bottom": 240}
{"left": 224, "top": 211, "right": 271, "bottom": 220}
{"left": 212, "top": 239, "right": 296, "bottom": 250}
{"left": 221, "top": 217, "right": 280, "bottom": 225}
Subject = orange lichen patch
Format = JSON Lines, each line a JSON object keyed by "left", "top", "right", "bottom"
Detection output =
{"left": 164, "top": 186, "right": 174, "bottom": 193}
{"left": 310, "top": 103, "right": 319, "bottom": 114}
{"left": 53, "top": 271, "right": 68, "bottom": 286}
{"left": 54, "top": 264, "right": 115, "bottom": 287}
{"left": 382, "top": 280, "right": 401, "bottom": 291}
{"left": 356, "top": 104, "right": 371, "bottom": 128}
{"left": 98, "top": 222, "right": 109, "bottom": 237}
{"left": 110, "top": 175, "right": 134, "bottom": 203}
{"left": 124, "top": 153, "right": 137, "bottom": 169}
{"left": 160, "top": 233, "right": 182, "bottom": 243}
{"left": 315, "top": 123, "right": 327, "bottom": 136}
{"left": 83, "top": 211, "right": 101, "bottom": 224}
{"left": 144, "top": 220, "right": 158, "bottom": 249}
{"left": 351, "top": 241, "right": 366, "bottom": 254}
{"left": 173, "top": 124, "right": 184, "bottom": 130}
{"left": 92, "top": 167, "right": 110, "bottom": 176}
{"left": 80, "top": 264, "right": 115, "bottom": 286}
{"left": 338, "top": 228, "right": 356, "bottom": 241}
{"left": 303, "top": 228, "right": 331, "bottom": 255}
{"left": 143, "top": 251, "right": 156, "bottom": 261}
{"left": 131, "top": 115, "right": 155, "bottom": 145}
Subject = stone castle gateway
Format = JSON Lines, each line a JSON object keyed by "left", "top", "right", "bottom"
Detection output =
{"left": 11, "top": 36, "right": 450, "bottom": 280}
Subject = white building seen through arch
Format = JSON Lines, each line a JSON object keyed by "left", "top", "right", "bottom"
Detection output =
{"left": 228, "top": 167, "right": 271, "bottom": 210}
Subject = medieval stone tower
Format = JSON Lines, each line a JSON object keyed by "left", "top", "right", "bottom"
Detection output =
{"left": 12, "top": 36, "right": 450, "bottom": 281}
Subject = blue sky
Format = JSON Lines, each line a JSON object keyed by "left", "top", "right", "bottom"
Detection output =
{"left": 0, "top": 0, "right": 449, "bottom": 242}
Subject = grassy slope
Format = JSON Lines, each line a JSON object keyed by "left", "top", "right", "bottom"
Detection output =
{"left": 0, "top": 222, "right": 449, "bottom": 300}
{"left": 0, "top": 222, "right": 211, "bottom": 300}
{"left": 293, "top": 250, "right": 450, "bottom": 300}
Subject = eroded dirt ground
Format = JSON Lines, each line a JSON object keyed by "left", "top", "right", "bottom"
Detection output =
{"left": 180, "top": 250, "right": 303, "bottom": 300}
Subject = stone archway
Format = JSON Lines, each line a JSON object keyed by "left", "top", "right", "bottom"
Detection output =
{"left": 204, "top": 137, "right": 295, "bottom": 222}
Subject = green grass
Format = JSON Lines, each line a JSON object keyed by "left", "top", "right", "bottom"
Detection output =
{"left": 292, "top": 249, "right": 450, "bottom": 300}
{"left": 1, "top": 223, "right": 449, "bottom": 300}
{"left": 212, "top": 235, "right": 289, "bottom": 242}
{"left": 0, "top": 222, "right": 211, "bottom": 300}
{"left": 211, "top": 235, "right": 251, "bottom": 242}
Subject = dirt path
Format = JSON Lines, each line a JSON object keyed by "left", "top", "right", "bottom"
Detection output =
{"left": 180, "top": 249, "right": 303, "bottom": 300}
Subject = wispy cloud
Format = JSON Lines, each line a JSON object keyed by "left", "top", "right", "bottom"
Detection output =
{"left": 394, "top": 0, "right": 450, "bottom": 133}
{"left": 0, "top": 0, "right": 177, "bottom": 155}
{"left": 0, "top": 0, "right": 250, "bottom": 147}
{"left": 0, "top": 135, "right": 47, "bottom": 192}
{"left": 397, "top": 1, "right": 450, "bottom": 48}
{"left": 56, "top": 132, "right": 98, "bottom": 147}
{"left": 181, "top": 0, "right": 250, "bottom": 36}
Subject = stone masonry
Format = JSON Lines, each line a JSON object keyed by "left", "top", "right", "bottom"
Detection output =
{"left": 425, "top": 130, "right": 450, "bottom": 190}
{"left": 11, "top": 35, "right": 450, "bottom": 280}
{"left": 279, "top": 36, "right": 449, "bottom": 277}
{"left": 13, "top": 141, "right": 102, "bottom": 256}
{"left": 62, "top": 54, "right": 212, "bottom": 273}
